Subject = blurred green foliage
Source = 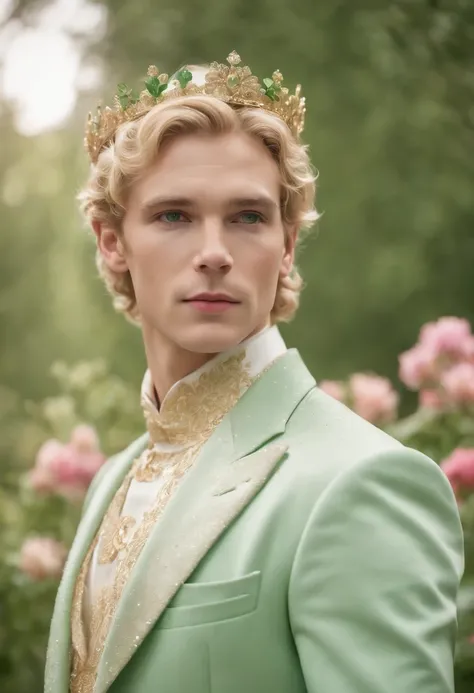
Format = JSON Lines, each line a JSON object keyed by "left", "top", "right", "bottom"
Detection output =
{"left": 1, "top": 1, "right": 473, "bottom": 691}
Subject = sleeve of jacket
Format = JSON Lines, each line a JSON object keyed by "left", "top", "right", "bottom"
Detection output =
{"left": 288, "top": 447, "right": 464, "bottom": 693}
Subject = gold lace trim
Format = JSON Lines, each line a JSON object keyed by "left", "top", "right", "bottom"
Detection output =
{"left": 70, "top": 531, "right": 115, "bottom": 693}
{"left": 70, "top": 350, "right": 255, "bottom": 693}
{"left": 134, "top": 447, "right": 184, "bottom": 483}
{"left": 97, "top": 474, "right": 135, "bottom": 564}
{"left": 143, "top": 351, "right": 252, "bottom": 446}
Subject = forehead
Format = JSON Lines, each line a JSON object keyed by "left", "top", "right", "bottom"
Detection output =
{"left": 130, "top": 132, "right": 281, "bottom": 207}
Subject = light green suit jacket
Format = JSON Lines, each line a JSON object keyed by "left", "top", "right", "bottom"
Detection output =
{"left": 45, "top": 350, "right": 464, "bottom": 693}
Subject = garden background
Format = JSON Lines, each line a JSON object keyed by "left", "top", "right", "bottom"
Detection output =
{"left": 1, "top": 1, "right": 474, "bottom": 691}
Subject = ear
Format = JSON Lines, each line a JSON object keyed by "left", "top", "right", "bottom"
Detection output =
{"left": 280, "top": 226, "right": 297, "bottom": 279}
{"left": 92, "top": 220, "right": 129, "bottom": 273}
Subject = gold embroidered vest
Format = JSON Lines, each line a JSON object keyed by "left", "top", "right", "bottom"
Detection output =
{"left": 69, "top": 327, "right": 286, "bottom": 693}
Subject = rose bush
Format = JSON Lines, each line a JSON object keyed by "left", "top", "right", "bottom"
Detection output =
{"left": 28, "top": 425, "right": 106, "bottom": 500}
{"left": 0, "top": 360, "right": 143, "bottom": 693}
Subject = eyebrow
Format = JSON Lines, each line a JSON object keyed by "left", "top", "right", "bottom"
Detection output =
{"left": 230, "top": 197, "right": 279, "bottom": 213}
{"left": 141, "top": 197, "right": 194, "bottom": 218}
{"left": 140, "top": 195, "right": 279, "bottom": 218}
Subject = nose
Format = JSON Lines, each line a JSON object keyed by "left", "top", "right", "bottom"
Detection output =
{"left": 192, "top": 224, "right": 233, "bottom": 274}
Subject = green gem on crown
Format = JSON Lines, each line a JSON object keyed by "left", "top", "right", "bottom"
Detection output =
{"left": 175, "top": 69, "right": 193, "bottom": 89}
{"left": 145, "top": 75, "right": 168, "bottom": 99}
{"left": 262, "top": 78, "right": 282, "bottom": 102}
{"left": 116, "top": 83, "right": 139, "bottom": 110}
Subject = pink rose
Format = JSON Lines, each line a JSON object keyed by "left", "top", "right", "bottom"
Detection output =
{"left": 31, "top": 427, "right": 106, "bottom": 499}
{"left": 35, "top": 439, "right": 65, "bottom": 471}
{"left": 441, "top": 363, "right": 474, "bottom": 405}
{"left": 419, "top": 317, "right": 472, "bottom": 358}
{"left": 19, "top": 537, "right": 67, "bottom": 581}
{"left": 441, "top": 448, "right": 474, "bottom": 493}
{"left": 27, "top": 465, "right": 57, "bottom": 494}
{"left": 398, "top": 344, "right": 438, "bottom": 390}
{"left": 48, "top": 444, "right": 105, "bottom": 493}
{"left": 462, "top": 336, "right": 474, "bottom": 361}
{"left": 319, "top": 380, "right": 345, "bottom": 402}
{"left": 349, "top": 373, "right": 399, "bottom": 425}
{"left": 419, "top": 389, "right": 444, "bottom": 410}
{"left": 70, "top": 424, "right": 99, "bottom": 453}
{"left": 73, "top": 447, "right": 106, "bottom": 485}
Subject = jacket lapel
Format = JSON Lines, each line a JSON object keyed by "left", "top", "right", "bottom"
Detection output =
{"left": 44, "top": 435, "right": 148, "bottom": 693}
{"left": 95, "top": 350, "right": 315, "bottom": 693}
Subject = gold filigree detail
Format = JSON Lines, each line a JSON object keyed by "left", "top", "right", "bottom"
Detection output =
{"left": 143, "top": 351, "right": 252, "bottom": 448}
{"left": 70, "top": 533, "right": 99, "bottom": 693}
{"left": 70, "top": 537, "right": 116, "bottom": 693}
{"left": 227, "top": 50, "right": 241, "bottom": 66}
{"left": 204, "top": 60, "right": 261, "bottom": 102}
{"left": 97, "top": 473, "right": 135, "bottom": 564}
{"left": 85, "top": 51, "right": 306, "bottom": 163}
{"left": 134, "top": 447, "right": 181, "bottom": 483}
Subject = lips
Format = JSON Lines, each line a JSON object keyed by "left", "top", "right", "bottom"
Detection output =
{"left": 184, "top": 293, "right": 239, "bottom": 304}
{"left": 183, "top": 293, "right": 240, "bottom": 314}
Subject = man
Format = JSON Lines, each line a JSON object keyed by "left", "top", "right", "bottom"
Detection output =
{"left": 45, "top": 52, "right": 463, "bottom": 693}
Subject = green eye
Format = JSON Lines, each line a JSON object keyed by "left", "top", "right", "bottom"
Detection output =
{"left": 160, "top": 211, "right": 185, "bottom": 223}
{"left": 238, "top": 212, "right": 263, "bottom": 224}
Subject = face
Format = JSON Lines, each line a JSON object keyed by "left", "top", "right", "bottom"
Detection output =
{"left": 97, "top": 131, "right": 295, "bottom": 355}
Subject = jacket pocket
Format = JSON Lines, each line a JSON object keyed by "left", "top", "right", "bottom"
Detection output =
{"left": 157, "top": 571, "right": 261, "bottom": 629}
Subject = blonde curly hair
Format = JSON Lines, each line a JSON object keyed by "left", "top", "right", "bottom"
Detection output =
{"left": 78, "top": 95, "right": 318, "bottom": 325}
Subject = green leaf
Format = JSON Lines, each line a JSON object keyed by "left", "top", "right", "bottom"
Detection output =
{"left": 261, "top": 77, "right": 282, "bottom": 102}
{"left": 145, "top": 75, "right": 161, "bottom": 98}
{"left": 116, "top": 82, "right": 136, "bottom": 109}
{"left": 116, "top": 83, "right": 129, "bottom": 95}
{"left": 176, "top": 69, "right": 193, "bottom": 89}
{"left": 129, "top": 89, "right": 140, "bottom": 104}
{"left": 145, "top": 76, "right": 168, "bottom": 99}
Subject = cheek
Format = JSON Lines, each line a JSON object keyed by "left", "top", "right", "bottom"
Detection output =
{"left": 252, "top": 233, "right": 285, "bottom": 270}
{"left": 125, "top": 252, "right": 167, "bottom": 310}
{"left": 244, "top": 243, "right": 284, "bottom": 292}
{"left": 126, "top": 231, "right": 179, "bottom": 282}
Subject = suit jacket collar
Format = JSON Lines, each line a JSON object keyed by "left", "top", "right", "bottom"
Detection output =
{"left": 229, "top": 349, "right": 315, "bottom": 459}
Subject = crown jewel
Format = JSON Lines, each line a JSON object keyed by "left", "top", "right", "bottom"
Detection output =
{"left": 85, "top": 51, "right": 306, "bottom": 163}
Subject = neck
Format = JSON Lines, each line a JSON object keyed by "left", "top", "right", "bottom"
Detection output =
{"left": 142, "top": 329, "right": 214, "bottom": 406}
{"left": 141, "top": 322, "right": 272, "bottom": 406}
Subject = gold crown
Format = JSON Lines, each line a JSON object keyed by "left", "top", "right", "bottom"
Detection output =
{"left": 85, "top": 51, "right": 306, "bottom": 163}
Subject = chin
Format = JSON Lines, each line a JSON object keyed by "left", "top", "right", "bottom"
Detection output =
{"left": 176, "top": 323, "right": 254, "bottom": 355}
